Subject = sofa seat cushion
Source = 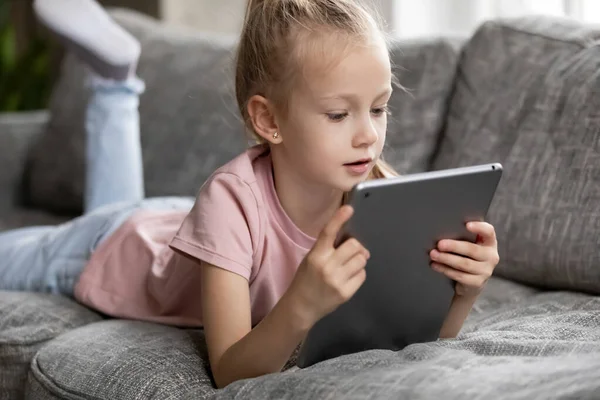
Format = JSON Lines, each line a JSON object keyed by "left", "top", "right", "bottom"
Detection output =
{"left": 216, "top": 286, "right": 600, "bottom": 399}
{"left": 22, "top": 277, "right": 534, "bottom": 400}
{"left": 0, "top": 291, "right": 101, "bottom": 400}
{"left": 433, "top": 16, "right": 600, "bottom": 294}
{"left": 25, "top": 320, "right": 217, "bottom": 400}
{"left": 26, "top": 278, "right": 600, "bottom": 400}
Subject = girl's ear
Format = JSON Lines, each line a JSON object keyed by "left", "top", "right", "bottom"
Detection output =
{"left": 247, "top": 95, "right": 282, "bottom": 144}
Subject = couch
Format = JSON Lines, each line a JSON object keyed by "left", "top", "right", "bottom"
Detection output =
{"left": 1, "top": 8, "right": 599, "bottom": 400}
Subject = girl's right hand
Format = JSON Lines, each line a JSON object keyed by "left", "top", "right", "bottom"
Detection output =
{"left": 287, "top": 205, "right": 370, "bottom": 329}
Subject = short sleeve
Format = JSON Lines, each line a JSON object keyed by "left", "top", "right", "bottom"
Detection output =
{"left": 169, "top": 172, "right": 260, "bottom": 280}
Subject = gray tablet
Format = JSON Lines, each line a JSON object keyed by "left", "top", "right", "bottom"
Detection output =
{"left": 296, "top": 163, "right": 503, "bottom": 368}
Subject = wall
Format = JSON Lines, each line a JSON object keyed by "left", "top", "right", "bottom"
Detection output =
{"left": 161, "top": 0, "right": 246, "bottom": 34}
{"left": 99, "top": 0, "right": 246, "bottom": 34}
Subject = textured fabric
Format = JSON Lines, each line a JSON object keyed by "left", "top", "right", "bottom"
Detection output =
{"left": 0, "top": 291, "right": 101, "bottom": 400}
{"left": 0, "top": 111, "right": 49, "bottom": 212}
{"left": 26, "top": 8, "right": 459, "bottom": 215}
{"left": 432, "top": 17, "right": 600, "bottom": 294}
{"left": 26, "top": 320, "right": 217, "bottom": 400}
{"left": 24, "top": 277, "right": 600, "bottom": 400}
{"left": 384, "top": 37, "right": 461, "bottom": 174}
{"left": 215, "top": 289, "right": 600, "bottom": 399}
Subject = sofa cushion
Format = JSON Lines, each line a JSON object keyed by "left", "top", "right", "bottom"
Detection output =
{"left": 25, "top": 8, "right": 460, "bottom": 215}
{"left": 26, "top": 320, "right": 217, "bottom": 400}
{"left": 0, "top": 111, "right": 49, "bottom": 211}
{"left": 0, "top": 291, "right": 101, "bottom": 400}
{"left": 382, "top": 36, "right": 461, "bottom": 175}
{"left": 22, "top": 277, "right": 533, "bottom": 400}
{"left": 433, "top": 16, "right": 600, "bottom": 294}
{"left": 214, "top": 285, "right": 600, "bottom": 399}
{"left": 27, "top": 277, "right": 592, "bottom": 400}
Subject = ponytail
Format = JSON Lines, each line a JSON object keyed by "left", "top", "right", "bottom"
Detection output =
{"left": 243, "top": 0, "right": 265, "bottom": 25}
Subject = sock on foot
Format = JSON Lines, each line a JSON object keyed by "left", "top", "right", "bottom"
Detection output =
{"left": 33, "top": 0, "right": 141, "bottom": 80}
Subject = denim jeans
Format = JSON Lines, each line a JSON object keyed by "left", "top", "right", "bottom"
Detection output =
{"left": 0, "top": 75, "right": 193, "bottom": 296}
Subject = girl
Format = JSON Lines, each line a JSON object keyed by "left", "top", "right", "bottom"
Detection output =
{"left": 1, "top": 0, "right": 500, "bottom": 389}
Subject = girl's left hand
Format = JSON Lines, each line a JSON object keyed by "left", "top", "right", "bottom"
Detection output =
{"left": 429, "top": 221, "right": 500, "bottom": 298}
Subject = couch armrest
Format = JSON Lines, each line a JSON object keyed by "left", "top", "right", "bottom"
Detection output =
{"left": 0, "top": 111, "right": 49, "bottom": 211}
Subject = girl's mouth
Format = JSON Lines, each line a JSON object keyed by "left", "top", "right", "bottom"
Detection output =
{"left": 344, "top": 158, "right": 372, "bottom": 175}
{"left": 344, "top": 158, "right": 372, "bottom": 166}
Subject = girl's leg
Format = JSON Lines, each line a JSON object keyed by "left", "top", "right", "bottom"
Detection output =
{"left": 0, "top": 0, "right": 147, "bottom": 296}
{"left": 84, "top": 76, "right": 145, "bottom": 213}
{"left": 0, "top": 195, "right": 195, "bottom": 297}
{"left": 0, "top": 209, "right": 119, "bottom": 296}
{"left": 34, "top": 0, "right": 144, "bottom": 213}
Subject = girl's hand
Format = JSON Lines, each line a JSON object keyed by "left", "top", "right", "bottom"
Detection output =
{"left": 429, "top": 221, "right": 500, "bottom": 298}
{"left": 287, "top": 205, "right": 370, "bottom": 329}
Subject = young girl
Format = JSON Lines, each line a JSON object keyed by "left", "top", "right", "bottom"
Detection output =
{"left": 1, "top": 0, "right": 500, "bottom": 388}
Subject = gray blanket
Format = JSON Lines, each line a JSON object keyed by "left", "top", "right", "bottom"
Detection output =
{"left": 212, "top": 280, "right": 600, "bottom": 399}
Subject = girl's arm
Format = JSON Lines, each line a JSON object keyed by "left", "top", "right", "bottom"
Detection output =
{"left": 438, "top": 293, "right": 478, "bottom": 338}
{"left": 201, "top": 263, "right": 309, "bottom": 388}
{"left": 433, "top": 222, "right": 500, "bottom": 339}
{"left": 201, "top": 206, "right": 369, "bottom": 388}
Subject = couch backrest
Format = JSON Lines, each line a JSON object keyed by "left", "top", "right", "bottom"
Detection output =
{"left": 24, "top": 8, "right": 459, "bottom": 215}
{"left": 433, "top": 16, "right": 600, "bottom": 294}
{"left": 0, "top": 111, "right": 49, "bottom": 211}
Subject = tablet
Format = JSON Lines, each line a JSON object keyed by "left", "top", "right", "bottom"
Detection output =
{"left": 296, "top": 162, "right": 503, "bottom": 368}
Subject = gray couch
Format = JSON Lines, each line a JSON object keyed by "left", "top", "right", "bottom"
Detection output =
{"left": 1, "top": 8, "right": 599, "bottom": 400}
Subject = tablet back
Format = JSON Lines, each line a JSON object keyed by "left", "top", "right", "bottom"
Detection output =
{"left": 296, "top": 163, "right": 503, "bottom": 368}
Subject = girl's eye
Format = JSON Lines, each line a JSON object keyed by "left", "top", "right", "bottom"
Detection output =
{"left": 372, "top": 106, "right": 390, "bottom": 116}
{"left": 327, "top": 113, "right": 348, "bottom": 122}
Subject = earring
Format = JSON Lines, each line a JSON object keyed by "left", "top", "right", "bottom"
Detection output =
{"left": 273, "top": 131, "right": 279, "bottom": 139}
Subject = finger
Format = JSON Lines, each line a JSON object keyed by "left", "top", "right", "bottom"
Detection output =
{"left": 315, "top": 205, "right": 354, "bottom": 251}
{"left": 333, "top": 238, "right": 370, "bottom": 265}
{"left": 436, "top": 239, "right": 487, "bottom": 262}
{"left": 466, "top": 221, "right": 497, "bottom": 246}
{"left": 341, "top": 251, "right": 368, "bottom": 279}
{"left": 341, "top": 268, "right": 367, "bottom": 301}
{"left": 430, "top": 250, "right": 479, "bottom": 274}
{"left": 431, "top": 262, "right": 487, "bottom": 288}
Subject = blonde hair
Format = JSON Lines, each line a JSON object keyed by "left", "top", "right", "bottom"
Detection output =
{"left": 235, "top": 0, "right": 399, "bottom": 179}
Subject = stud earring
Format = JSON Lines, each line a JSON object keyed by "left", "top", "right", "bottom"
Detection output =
{"left": 273, "top": 131, "right": 279, "bottom": 139}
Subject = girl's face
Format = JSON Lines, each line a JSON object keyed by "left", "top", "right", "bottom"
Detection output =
{"left": 276, "top": 35, "right": 392, "bottom": 193}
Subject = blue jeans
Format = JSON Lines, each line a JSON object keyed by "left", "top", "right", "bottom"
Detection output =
{"left": 0, "top": 76, "right": 193, "bottom": 296}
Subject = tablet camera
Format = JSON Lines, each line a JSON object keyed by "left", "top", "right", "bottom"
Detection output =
{"left": 364, "top": 192, "right": 370, "bottom": 198}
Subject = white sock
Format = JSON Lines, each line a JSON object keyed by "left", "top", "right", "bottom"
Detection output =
{"left": 34, "top": 0, "right": 140, "bottom": 80}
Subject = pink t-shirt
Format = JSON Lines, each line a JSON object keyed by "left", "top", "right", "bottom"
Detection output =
{"left": 74, "top": 145, "right": 316, "bottom": 327}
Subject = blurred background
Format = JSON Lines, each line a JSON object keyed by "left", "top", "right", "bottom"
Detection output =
{"left": 2, "top": 0, "right": 600, "bottom": 114}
